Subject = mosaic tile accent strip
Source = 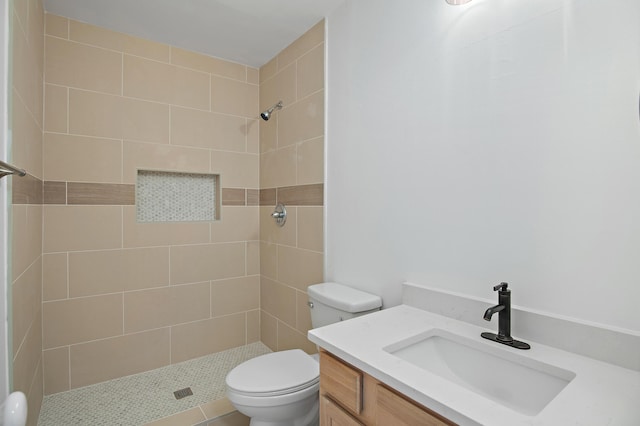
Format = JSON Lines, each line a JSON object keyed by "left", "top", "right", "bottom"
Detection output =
{"left": 136, "top": 170, "right": 219, "bottom": 222}
{"left": 38, "top": 342, "right": 271, "bottom": 426}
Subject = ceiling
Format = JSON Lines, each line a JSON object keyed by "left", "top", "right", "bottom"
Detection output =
{"left": 43, "top": 0, "right": 345, "bottom": 68}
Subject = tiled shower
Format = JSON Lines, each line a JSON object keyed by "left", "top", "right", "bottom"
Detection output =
{"left": 10, "top": 0, "right": 325, "bottom": 423}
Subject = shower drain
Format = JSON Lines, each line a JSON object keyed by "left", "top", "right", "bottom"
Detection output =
{"left": 173, "top": 387, "right": 193, "bottom": 400}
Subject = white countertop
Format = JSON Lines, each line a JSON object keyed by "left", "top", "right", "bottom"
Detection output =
{"left": 308, "top": 305, "right": 640, "bottom": 426}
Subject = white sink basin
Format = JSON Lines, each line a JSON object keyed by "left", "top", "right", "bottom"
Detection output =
{"left": 384, "top": 329, "right": 575, "bottom": 416}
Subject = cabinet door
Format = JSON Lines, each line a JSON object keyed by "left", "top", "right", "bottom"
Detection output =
{"left": 321, "top": 396, "right": 364, "bottom": 426}
{"left": 376, "top": 385, "right": 455, "bottom": 426}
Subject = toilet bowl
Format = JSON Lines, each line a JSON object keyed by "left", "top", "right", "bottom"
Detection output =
{"left": 226, "top": 282, "right": 382, "bottom": 426}
{"left": 226, "top": 349, "right": 320, "bottom": 426}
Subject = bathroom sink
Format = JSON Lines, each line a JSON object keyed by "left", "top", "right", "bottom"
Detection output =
{"left": 384, "top": 329, "right": 575, "bottom": 416}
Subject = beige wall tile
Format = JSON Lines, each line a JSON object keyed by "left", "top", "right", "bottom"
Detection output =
{"left": 247, "top": 119, "right": 259, "bottom": 154}
{"left": 11, "top": 205, "right": 42, "bottom": 278}
{"left": 43, "top": 181, "right": 65, "bottom": 205}
{"left": 44, "top": 84, "right": 67, "bottom": 133}
{"left": 278, "top": 90, "right": 324, "bottom": 148}
{"left": 259, "top": 115, "right": 277, "bottom": 153}
{"left": 12, "top": 258, "right": 41, "bottom": 357}
{"left": 260, "top": 310, "right": 277, "bottom": 351}
{"left": 201, "top": 398, "right": 235, "bottom": 420}
{"left": 171, "top": 106, "right": 246, "bottom": 152}
{"left": 211, "top": 151, "right": 259, "bottom": 188}
{"left": 259, "top": 242, "right": 277, "bottom": 280}
{"left": 69, "top": 247, "right": 170, "bottom": 297}
{"left": 69, "top": 20, "right": 171, "bottom": 62}
{"left": 260, "top": 206, "right": 296, "bottom": 247}
{"left": 124, "top": 282, "right": 210, "bottom": 333}
{"left": 45, "top": 36, "right": 122, "bottom": 94}
{"left": 296, "top": 43, "right": 324, "bottom": 100}
{"left": 43, "top": 205, "right": 122, "bottom": 253}
{"left": 45, "top": 14, "right": 68, "bottom": 38}
{"left": 171, "top": 314, "right": 246, "bottom": 363}
{"left": 14, "top": 0, "right": 27, "bottom": 31}
{"left": 246, "top": 68, "right": 259, "bottom": 84}
{"left": 43, "top": 133, "right": 122, "bottom": 183}
{"left": 171, "top": 47, "right": 246, "bottom": 81}
{"left": 259, "top": 57, "right": 278, "bottom": 84}
{"left": 122, "top": 141, "right": 210, "bottom": 184}
{"left": 297, "top": 136, "right": 324, "bottom": 185}
{"left": 12, "top": 173, "right": 43, "bottom": 205}
{"left": 124, "top": 55, "right": 209, "bottom": 110}
{"left": 277, "top": 245, "right": 324, "bottom": 292}
{"left": 222, "top": 188, "right": 245, "bottom": 206}
{"left": 122, "top": 206, "right": 210, "bottom": 248}
{"left": 297, "top": 206, "right": 323, "bottom": 252}
{"left": 12, "top": 311, "right": 42, "bottom": 393}
{"left": 67, "top": 182, "right": 134, "bottom": 205}
{"left": 247, "top": 310, "right": 260, "bottom": 344}
{"left": 12, "top": 92, "right": 42, "bottom": 180}
{"left": 26, "top": 361, "right": 43, "bottom": 426}
{"left": 296, "top": 291, "right": 313, "bottom": 334}
{"left": 277, "top": 20, "right": 324, "bottom": 71}
{"left": 260, "top": 145, "right": 297, "bottom": 188}
{"left": 277, "top": 184, "right": 323, "bottom": 206}
{"left": 277, "top": 321, "right": 317, "bottom": 354}
{"left": 259, "top": 63, "right": 296, "bottom": 113}
{"left": 246, "top": 189, "right": 260, "bottom": 207}
{"left": 260, "top": 277, "right": 296, "bottom": 326}
{"left": 211, "top": 276, "right": 259, "bottom": 317}
{"left": 246, "top": 241, "right": 260, "bottom": 276}
{"left": 13, "top": 12, "right": 44, "bottom": 130}
{"left": 145, "top": 407, "right": 206, "bottom": 426}
{"left": 43, "top": 293, "right": 123, "bottom": 348}
{"left": 43, "top": 347, "right": 69, "bottom": 395}
{"left": 211, "top": 75, "right": 258, "bottom": 118}
{"left": 68, "top": 89, "right": 170, "bottom": 143}
{"left": 43, "top": 253, "right": 67, "bottom": 301}
{"left": 212, "top": 207, "right": 259, "bottom": 243}
{"left": 259, "top": 188, "right": 276, "bottom": 206}
{"left": 170, "top": 243, "right": 245, "bottom": 285}
{"left": 70, "top": 328, "right": 170, "bottom": 388}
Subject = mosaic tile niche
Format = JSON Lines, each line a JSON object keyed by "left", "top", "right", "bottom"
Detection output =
{"left": 136, "top": 170, "right": 220, "bottom": 222}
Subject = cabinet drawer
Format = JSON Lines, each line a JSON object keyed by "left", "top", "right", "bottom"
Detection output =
{"left": 376, "top": 384, "right": 455, "bottom": 426}
{"left": 320, "top": 351, "right": 363, "bottom": 414}
{"left": 321, "top": 396, "right": 364, "bottom": 426}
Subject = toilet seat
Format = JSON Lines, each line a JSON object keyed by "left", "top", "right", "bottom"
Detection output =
{"left": 226, "top": 349, "right": 319, "bottom": 397}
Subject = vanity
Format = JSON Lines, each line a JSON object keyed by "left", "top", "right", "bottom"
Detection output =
{"left": 308, "top": 283, "right": 640, "bottom": 426}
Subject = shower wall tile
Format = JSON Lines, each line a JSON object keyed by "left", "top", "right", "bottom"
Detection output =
{"left": 260, "top": 242, "right": 278, "bottom": 280}
{"left": 43, "top": 133, "right": 122, "bottom": 183}
{"left": 259, "top": 62, "right": 296, "bottom": 112}
{"left": 12, "top": 90, "right": 43, "bottom": 178}
{"left": 247, "top": 67, "right": 259, "bottom": 85}
{"left": 124, "top": 55, "right": 210, "bottom": 110}
{"left": 43, "top": 253, "right": 67, "bottom": 301}
{"left": 122, "top": 206, "right": 210, "bottom": 248}
{"left": 247, "top": 119, "right": 260, "bottom": 154}
{"left": 211, "top": 206, "right": 259, "bottom": 243}
{"left": 277, "top": 321, "right": 317, "bottom": 355}
{"left": 221, "top": 188, "right": 245, "bottom": 206}
{"left": 260, "top": 277, "right": 296, "bottom": 325}
{"left": 123, "top": 282, "right": 210, "bottom": 333}
{"left": 296, "top": 290, "right": 313, "bottom": 333}
{"left": 260, "top": 311, "right": 277, "bottom": 352}
{"left": 246, "top": 241, "right": 260, "bottom": 275}
{"left": 45, "top": 13, "right": 68, "bottom": 38}
{"left": 70, "top": 328, "right": 171, "bottom": 388}
{"left": 260, "top": 56, "right": 278, "bottom": 83}
{"left": 44, "top": 83, "right": 67, "bottom": 133}
{"left": 277, "top": 20, "right": 324, "bottom": 72}
{"left": 170, "top": 106, "right": 246, "bottom": 151}
{"left": 210, "top": 75, "right": 258, "bottom": 118}
{"left": 297, "top": 43, "right": 324, "bottom": 99}
{"left": 297, "top": 136, "right": 324, "bottom": 185}
{"left": 260, "top": 205, "right": 296, "bottom": 246}
{"left": 277, "top": 245, "right": 323, "bottom": 292}
{"left": 43, "top": 181, "right": 66, "bottom": 204}
{"left": 12, "top": 258, "right": 42, "bottom": 357}
{"left": 43, "top": 293, "right": 123, "bottom": 348}
{"left": 171, "top": 313, "right": 246, "bottom": 363}
{"left": 67, "top": 182, "right": 135, "bottom": 205}
{"left": 69, "top": 21, "right": 171, "bottom": 62}
{"left": 171, "top": 47, "right": 246, "bottom": 81}
{"left": 26, "top": 361, "right": 43, "bottom": 426}
{"left": 247, "top": 310, "right": 260, "bottom": 344}
{"left": 260, "top": 144, "right": 297, "bottom": 188}
{"left": 45, "top": 36, "right": 122, "bottom": 95}
{"left": 211, "top": 276, "right": 260, "bottom": 317}
{"left": 13, "top": 310, "right": 42, "bottom": 394}
{"left": 43, "top": 347, "right": 70, "bottom": 395}
{"left": 277, "top": 183, "right": 323, "bottom": 206}
{"left": 210, "top": 151, "right": 259, "bottom": 188}
{"left": 170, "top": 243, "right": 245, "bottom": 285}
{"left": 278, "top": 90, "right": 324, "bottom": 147}
{"left": 259, "top": 114, "right": 277, "bottom": 153}
{"left": 43, "top": 205, "right": 122, "bottom": 252}
{"left": 11, "top": 204, "right": 42, "bottom": 278}
{"left": 122, "top": 140, "right": 210, "bottom": 184}
{"left": 297, "top": 206, "right": 324, "bottom": 252}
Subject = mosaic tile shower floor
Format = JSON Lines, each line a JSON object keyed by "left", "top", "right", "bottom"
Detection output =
{"left": 38, "top": 342, "right": 272, "bottom": 426}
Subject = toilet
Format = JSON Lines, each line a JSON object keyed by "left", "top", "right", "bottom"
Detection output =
{"left": 225, "top": 282, "right": 382, "bottom": 426}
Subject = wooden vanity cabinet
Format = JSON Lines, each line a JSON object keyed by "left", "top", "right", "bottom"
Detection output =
{"left": 319, "top": 350, "right": 456, "bottom": 426}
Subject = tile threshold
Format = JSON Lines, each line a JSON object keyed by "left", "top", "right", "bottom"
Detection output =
{"left": 38, "top": 342, "right": 271, "bottom": 426}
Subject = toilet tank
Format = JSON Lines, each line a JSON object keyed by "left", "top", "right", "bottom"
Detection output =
{"left": 308, "top": 282, "right": 382, "bottom": 328}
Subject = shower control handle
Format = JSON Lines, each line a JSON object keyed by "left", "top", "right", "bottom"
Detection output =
{"left": 271, "top": 203, "right": 287, "bottom": 227}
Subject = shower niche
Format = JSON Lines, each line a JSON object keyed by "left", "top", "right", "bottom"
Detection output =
{"left": 136, "top": 170, "right": 221, "bottom": 223}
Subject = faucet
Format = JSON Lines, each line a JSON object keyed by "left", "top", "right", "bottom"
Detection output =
{"left": 481, "top": 282, "right": 530, "bottom": 350}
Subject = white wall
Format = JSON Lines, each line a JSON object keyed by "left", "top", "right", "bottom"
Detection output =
{"left": 326, "top": 0, "right": 640, "bottom": 332}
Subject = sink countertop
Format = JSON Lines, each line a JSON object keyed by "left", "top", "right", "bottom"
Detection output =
{"left": 308, "top": 305, "right": 640, "bottom": 426}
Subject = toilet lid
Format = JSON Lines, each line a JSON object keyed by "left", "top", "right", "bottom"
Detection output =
{"left": 226, "top": 350, "right": 319, "bottom": 396}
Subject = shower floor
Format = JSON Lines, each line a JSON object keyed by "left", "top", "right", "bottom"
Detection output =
{"left": 37, "top": 342, "right": 272, "bottom": 426}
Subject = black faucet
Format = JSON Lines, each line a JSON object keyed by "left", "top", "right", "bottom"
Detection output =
{"left": 481, "top": 282, "right": 530, "bottom": 350}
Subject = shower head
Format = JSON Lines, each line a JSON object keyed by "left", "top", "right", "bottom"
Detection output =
{"left": 260, "top": 101, "right": 283, "bottom": 121}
